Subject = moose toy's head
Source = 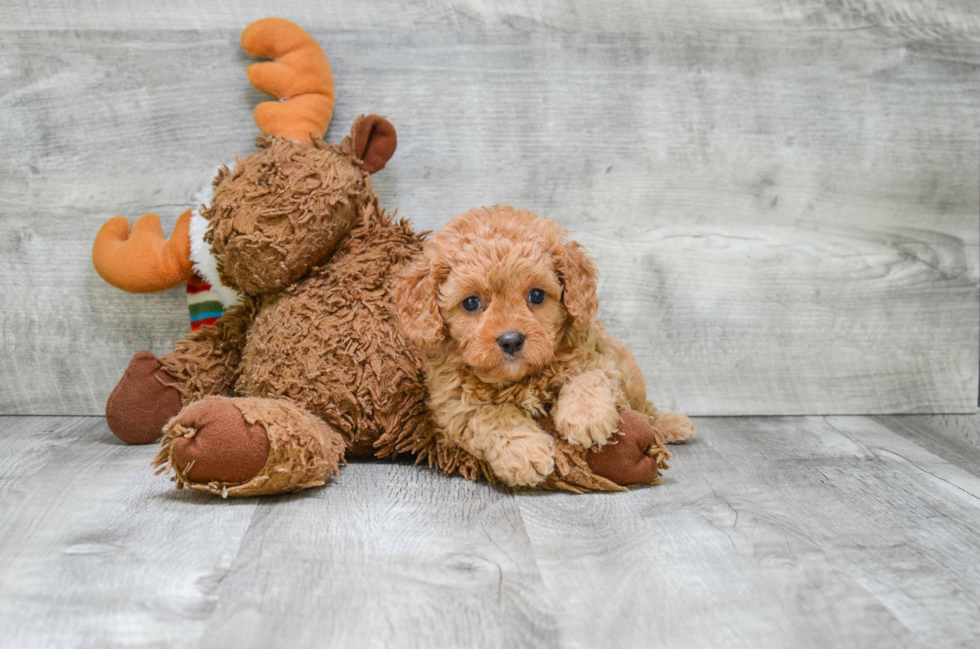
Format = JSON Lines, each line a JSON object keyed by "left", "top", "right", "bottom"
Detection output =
{"left": 92, "top": 18, "right": 396, "bottom": 304}
{"left": 199, "top": 114, "right": 395, "bottom": 298}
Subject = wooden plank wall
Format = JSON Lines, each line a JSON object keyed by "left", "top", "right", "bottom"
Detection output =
{"left": 1, "top": 1, "right": 977, "bottom": 416}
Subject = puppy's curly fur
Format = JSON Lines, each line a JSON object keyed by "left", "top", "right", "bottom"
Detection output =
{"left": 396, "top": 205, "right": 695, "bottom": 487}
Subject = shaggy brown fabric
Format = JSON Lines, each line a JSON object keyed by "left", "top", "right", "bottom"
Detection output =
{"left": 105, "top": 351, "right": 182, "bottom": 444}
{"left": 236, "top": 198, "right": 436, "bottom": 460}
{"left": 586, "top": 410, "right": 671, "bottom": 486}
{"left": 169, "top": 398, "right": 270, "bottom": 483}
{"left": 159, "top": 301, "right": 255, "bottom": 405}
{"left": 203, "top": 136, "right": 368, "bottom": 297}
{"left": 147, "top": 119, "right": 468, "bottom": 496}
{"left": 153, "top": 397, "right": 345, "bottom": 497}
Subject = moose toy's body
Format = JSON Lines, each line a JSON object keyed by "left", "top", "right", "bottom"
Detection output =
{"left": 95, "top": 19, "right": 675, "bottom": 497}
{"left": 150, "top": 181, "right": 444, "bottom": 495}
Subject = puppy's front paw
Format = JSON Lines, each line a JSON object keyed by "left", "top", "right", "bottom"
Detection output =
{"left": 554, "top": 401, "right": 620, "bottom": 449}
{"left": 652, "top": 411, "right": 696, "bottom": 443}
{"left": 484, "top": 428, "right": 556, "bottom": 487}
{"left": 554, "top": 373, "right": 620, "bottom": 449}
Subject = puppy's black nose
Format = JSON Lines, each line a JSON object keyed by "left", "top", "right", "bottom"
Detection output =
{"left": 497, "top": 331, "right": 525, "bottom": 355}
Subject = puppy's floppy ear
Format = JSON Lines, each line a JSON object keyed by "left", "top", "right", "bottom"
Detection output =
{"left": 558, "top": 241, "right": 599, "bottom": 329}
{"left": 394, "top": 256, "right": 446, "bottom": 351}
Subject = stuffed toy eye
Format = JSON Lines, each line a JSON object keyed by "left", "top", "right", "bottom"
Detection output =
{"left": 528, "top": 288, "right": 546, "bottom": 305}
{"left": 462, "top": 296, "right": 482, "bottom": 312}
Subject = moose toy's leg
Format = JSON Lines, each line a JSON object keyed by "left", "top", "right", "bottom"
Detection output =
{"left": 105, "top": 308, "right": 252, "bottom": 445}
{"left": 106, "top": 351, "right": 184, "bottom": 444}
{"left": 105, "top": 343, "right": 237, "bottom": 445}
{"left": 153, "top": 397, "right": 345, "bottom": 497}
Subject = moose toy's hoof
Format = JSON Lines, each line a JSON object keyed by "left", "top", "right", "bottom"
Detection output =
{"left": 586, "top": 410, "right": 671, "bottom": 486}
{"left": 106, "top": 351, "right": 183, "bottom": 445}
{"left": 154, "top": 397, "right": 346, "bottom": 497}
{"left": 168, "top": 399, "right": 271, "bottom": 484}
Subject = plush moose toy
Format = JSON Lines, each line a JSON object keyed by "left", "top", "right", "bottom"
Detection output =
{"left": 93, "top": 18, "right": 674, "bottom": 496}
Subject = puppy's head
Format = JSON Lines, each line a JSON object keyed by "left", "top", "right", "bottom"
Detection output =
{"left": 395, "top": 205, "right": 598, "bottom": 382}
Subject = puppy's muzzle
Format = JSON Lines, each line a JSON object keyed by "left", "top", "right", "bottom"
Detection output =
{"left": 497, "top": 331, "right": 525, "bottom": 356}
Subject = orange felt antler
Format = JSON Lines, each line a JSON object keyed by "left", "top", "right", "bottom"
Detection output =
{"left": 92, "top": 211, "right": 193, "bottom": 293}
{"left": 241, "top": 18, "right": 335, "bottom": 143}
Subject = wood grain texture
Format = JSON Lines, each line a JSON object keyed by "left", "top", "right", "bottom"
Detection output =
{"left": 3, "top": 414, "right": 980, "bottom": 646}
{"left": 874, "top": 414, "right": 980, "bottom": 473}
{"left": 0, "top": 418, "right": 260, "bottom": 647}
{"left": 0, "top": 2, "right": 977, "bottom": 415}
{"left": 518, "top": 414, "right": 980, "bottom": 648}
{"left": 0, "top": 415, "right": 96, "bottom": 513}
{"left": 194, "top": 464, "right": 555, "bottom": 649}
{"left": 2, "top": 0, "right": 979, "bottom": 35}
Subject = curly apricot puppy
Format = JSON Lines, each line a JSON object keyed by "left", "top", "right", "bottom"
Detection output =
{"left": 395, "top": 206, "right": 695, "bottom": 488}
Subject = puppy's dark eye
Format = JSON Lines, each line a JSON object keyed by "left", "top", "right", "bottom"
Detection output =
{"left": 462, "top": 296, "right": 482, "bottom": 312}
{"left": 528, "top": 288, "right": 546, "bottom": 305}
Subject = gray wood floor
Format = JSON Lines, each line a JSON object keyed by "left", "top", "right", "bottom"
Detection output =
{"left": 2, "top": 414, "right": 979, "bottom": 648}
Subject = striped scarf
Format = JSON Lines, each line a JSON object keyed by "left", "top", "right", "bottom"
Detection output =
{"left": 186, "top": 274, "right": 225, "bottom": 331}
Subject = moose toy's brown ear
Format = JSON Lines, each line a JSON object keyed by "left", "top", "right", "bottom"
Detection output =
{"left": 352, "top": 114, "right": 397, "bottom": 174}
